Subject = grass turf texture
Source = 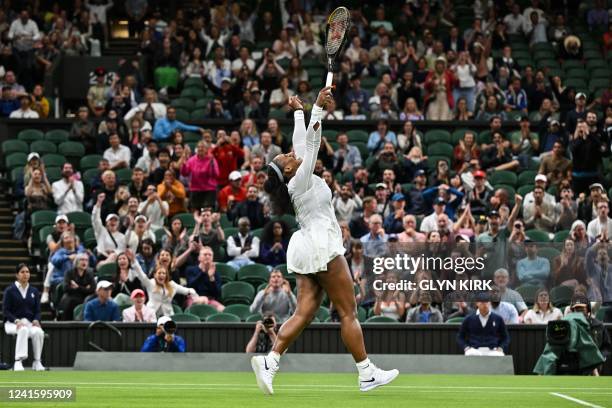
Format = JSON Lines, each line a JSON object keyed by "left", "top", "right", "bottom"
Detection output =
{"left": 0, "top": 371, "right": 610, "bottom": 407}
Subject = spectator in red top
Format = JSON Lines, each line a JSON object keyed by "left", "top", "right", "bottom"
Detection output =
{"left": 213, "top": 129, "right": 244, "bottom": 186}
{"left": 218, "top": 171, "right": 247, "bottom": 213}
{"left": 241, "top": 156, "right": 265, "bottom": 187}
{"left": 424, "top": 57, "right": 457, "bottom": 120}
{"left": 179, "top": 141, "right": 219, "bottom": 211}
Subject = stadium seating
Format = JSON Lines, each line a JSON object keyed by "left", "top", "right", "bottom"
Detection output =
{"left": 185, "top": 304, "right": 218, "bottom": 321}
{"left": 223, "top": 304, "right": 252, "bottom": 321}
{"left": 172, "top": 313, "right": 201, "bottom": 322}
{"left": 221, "top": 282, "right": 255, "bottom": 305}
{"left": 206, "top": 312, "right": 241, "bottom": 322}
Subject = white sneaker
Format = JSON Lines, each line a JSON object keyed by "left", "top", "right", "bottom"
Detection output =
{"left": 359, "top": 365, "right": 399, "bottom": 392}
{"left": 32, "top": 360, "right": 46, "bottom": 371}
{"left": 251, "top": 355, "right": 278, "bottom": 395}
{"left": 13, "top": 360, "right": 24, "bottom": 371}
{"left": 41, "top": 292, "right": 49, "bottom": 304}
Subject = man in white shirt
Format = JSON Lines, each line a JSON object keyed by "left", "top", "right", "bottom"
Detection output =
{"left": 103, "top": 133, "right": 131, "bottom": 170}
{"left": 134, "top": 140, "right": 160, "bottom": 175}
{"left": 587, "top": 200, "right": 612, "bottom": 240}
{"left": 503, "top": 3, "right": 525, "bottom": 35}
{"left": 138, "top": 184, "right": 169, "bottom": 231}
{"left": 231, "top": 47, "right": 255, "bottom": 75}
{"left": 52, "top": 162, "right": 84, "bottom": 214}
{"left": 226, "top": 217, "right": 260, "bottom": 270}
{"left": 420, "top": 197, "right": 447, "bottom": 233}
{"left": 9, "top": 95, "right": 39, "bottom": 118}
{"left": 123, "top": 88, "right": 167, "bottom": 125}
{"left": 8, "top": 10, "right": 40, "bottom": 52}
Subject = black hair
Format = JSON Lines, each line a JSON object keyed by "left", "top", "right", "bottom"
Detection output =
{"left": 15, "top": 263, "right": 29, "bottom": 274}
{"left": 261, "top": 219, "right": 290, "bottom": 244}
{"left": 263, "top": 163, "right": 294, "bottom": 215}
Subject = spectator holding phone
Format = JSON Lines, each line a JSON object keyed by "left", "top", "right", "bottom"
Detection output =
{"left": 249, "top": 269, "right": 296, "bottom": 323}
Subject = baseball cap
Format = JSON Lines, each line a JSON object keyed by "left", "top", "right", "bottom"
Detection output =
{"left": 455, "top": 234, "right": 471, "bottom": 242}
{"left": 135, "top": 214, "right": 147, "bottom": 223}
{"left": 140, "top": 122, "right": 152, "bottom": 132}
{"left": 488, "top": 209, "right": 500, "bottom": 218}
{"left": 477, "top": 215, "right": 488, "bottom": 224}
{"left": 221, "top": 77, "right": 232, "bottom": 84}
{"left": 575, "top": 92, "right": 587, "bottom": 100}
{"left": 375, "top": 183, "right": 386, "bottom": 190}
{"left": 434, "top": 197, "right": 446, "bottom": 205}
{"left": 549, "top": 118, "right": 560, "bottom": 126}
{"left": 534, "top": 174, "right": 547, "bottom": 183}
{"left": 55, "top": 215, "right": 68, "bottom": 223}
{"left": 391, "top": 193, "right": 405, "bottom": 202}
{"left": 589, "top": 183, "right": 604, "bottom": 191}
{"left": 27, "top": 152, "right": 40, "bottom": 161}
{"left": 157, "top": 316, "right": 172, "bottom": 327}
{"left": 388, "top": 233, "right": 398, "bottom": 242}
{"left": 415, "top": 169, "right": 426, "bottom": 177}
{"left": 105, "top": 213, "right": 119, "bottom": 222}
{"left": 229, "top": 170, "right": 242, "bottom": 181}
{"left": 473, "top": 170, "right": 486, "bottom": 179}
{"left": 130, "top": 289, "right": 146, "bottom": 300}
{"left": 96, "top": 280, "right": 112, "bottom": 291}
{"left": 94, "top": 67, "right": 106, "bottom": 76}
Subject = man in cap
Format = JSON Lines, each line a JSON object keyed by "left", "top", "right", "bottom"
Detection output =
{"left": 466, "top": 169, "right": 494, "bottom": 216}
{"left": 141, "top": 316, "right": 186, "bottom": 352}
{"left": 523, "top": 173, "right": 556, "bottom": 208}
{"left": 122, "top": 289, "right": 156, "bottom": 323}
{"left": 218, "top": 170, "right": 247, "bottom": 213}
{"left": 538, "top": 140, "right": 571, "bottom": 186}
{"left": 87, "top": 67, "right": 112, "bottom": 117}
{"left": 83, "top": 280, "right": 121, "bottom": 322}
{"left": 374, "top": 182, "right": 392, "bottom": 217}
{"left": 420, "top": 197, "right": 449, "bottom": 234}
{"left": 457, "top": 292, "right": 510, "bottom": 356}
{"left": 539, "top": 118, "right": 568, "bottom": 154}
{"left": 566, "top": 92, "right": 588, "bottom": 134}
{"left": 383, "top": 193, "right": 407, "bottom": 234}
{"left": 578, "top": 183, "right": 606, "bottom": 224}
{"left": 92, "top": 192, "right": 126, "bottom": 259}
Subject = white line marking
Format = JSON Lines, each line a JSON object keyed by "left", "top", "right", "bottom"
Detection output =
{"left": 550, "top": 392, "right": 605, "bottom": 408}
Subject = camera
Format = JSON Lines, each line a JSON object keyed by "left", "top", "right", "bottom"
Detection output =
{"left": 262, "top": 317, "right": 275, "bottom": 327}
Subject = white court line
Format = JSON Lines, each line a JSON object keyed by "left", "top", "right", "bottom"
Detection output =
{"left": 550, "top": 392, "right": 605, "bottom": 408}
{"left": 0, "top": 382, "right": 611, "bottom": 392}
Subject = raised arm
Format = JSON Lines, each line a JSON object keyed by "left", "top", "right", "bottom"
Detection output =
{"left": 288, "top": 96, "right": 307, "bottom": 159}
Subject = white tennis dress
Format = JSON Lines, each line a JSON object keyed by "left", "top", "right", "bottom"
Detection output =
{"left": 286, "top": 106, "right": 345, "bottom": 274}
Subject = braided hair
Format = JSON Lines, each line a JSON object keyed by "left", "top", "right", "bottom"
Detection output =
{"left": 263, "top": 161, "right": 294, "bottom": 215}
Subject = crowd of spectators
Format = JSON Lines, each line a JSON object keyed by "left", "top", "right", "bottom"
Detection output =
{"left": 4, "top": 1, "right": 612, "bottom": 328}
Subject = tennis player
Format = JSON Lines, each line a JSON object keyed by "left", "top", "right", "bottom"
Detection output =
{"left": 251, "top": 86, "right": 399, "bottom": 394}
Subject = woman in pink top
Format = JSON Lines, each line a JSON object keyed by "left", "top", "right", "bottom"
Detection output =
{"left": 179, "top": 141, "right": 219, "bottom": 211}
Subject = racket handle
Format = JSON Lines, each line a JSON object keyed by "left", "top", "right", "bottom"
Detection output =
{"left": 325, "top": 72, "right": 334, "bottom": 87}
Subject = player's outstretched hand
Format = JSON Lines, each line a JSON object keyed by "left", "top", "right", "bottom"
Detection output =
{"left": 288, "top": 95, "right": 304, "bottom": 111}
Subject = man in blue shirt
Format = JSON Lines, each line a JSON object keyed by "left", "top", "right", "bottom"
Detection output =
{"left": 457, "top": 292, "right": 510, "bottom": 356}
{"left": 83, "top": 280, "right": 121, "bottom": 322}
{"left": 0, "top": 86, "right": 19, "bottom": 117}
{"left": 367, "top": 120, "right": 397, "bottom": 155}
{"left": 141, "top": 316, "right": 186, "bottom": 352}
{"left": 504, "top": 77, "right": 528, "bottom": 113}
{"left": 186, "top": 246, "right": 223, "bottom": 306}
{"left": 344, "top": 75, "right": 369, "bottom": 113}
{"left": 516, "top": 240, "right": 550, "bottom": 287}
{"left": 153, "top": 106, "right": 205, "bottom": 141}
{"left": 360, "top": 214, "right": 388, "bottom": 258}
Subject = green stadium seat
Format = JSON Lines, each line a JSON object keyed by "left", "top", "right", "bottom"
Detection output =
{"left": 353, "top": 142, "right": 369, "bottom": 160}
{"left": 517, "top": 170, "right": 537, "bottom": 186}
{"left": 184, "top": 77, "right": 204, "bottom": 89}
{"left": 237, "top": 263, "right": 270, "bottom": 287}
{"left": 220, "top": 213, "right": 232, "bottom": 229}
{"left": 58, "top": 141, "right": 85, "bottom": 158}
{"left": 223, "top": 304, "right": 252, "bottom": 321}
{"left": 113, "top": 293, "right": 133, "bottom": 307}
{"left": 38, "top": 225, "right": 54, "bottom": 255}
{"left": 186, "top": 304, "right": 218, "bottom": 321}
{"left": 272, "top": 214, "right": 298, "bottom": 229}
{"left": 489, "top": 170, "right": 518, "bottom": 186}
{"left": 346, "top": 129, "right": 369, "bottom": 143}
{"left": 80, "top": 155, "right": 103, "bottom": 171}
{"left": 365, "top": 316, "right": 397, "bottom": 323}
{"left": 172, "top": 313, "right": 201, "bottom": 322}
{"left": 553, "top": 230, "right": 570, "bottom": 243}
{"left": 251, "top": 228, "right": 263, "bottom": 239}
{"left": 533, "top": 50, "right": 556, "bottom": 61}
{"left": 316, "top": 306, "right": 330, "bottom": 322}
{"left": 224, "top": 227, "right": 238, "bottom": 238}
{"left": 175, "top": 108, "right": 190, "bottom": 122}
{"left": 216, "top": 262, "right": 237, "bottom": 284}
{"left": 221, "top": 281, "right": 255, "bottom": 305}
{"left": 154, "top": 66, "right": 179, "bottom": 90}
{"left": 41, "top": 153, "right": 66, "bottom": 168}
{"left": 2, "top": 140, "right": 29, "bottom": 155}
{"left": 586, "top": 60, "right": 608, "bottom": 71}
{"left": 191, "top": 109, "right": 207, "bottom": 120}
{"left": 195, "top": 98, "right": 213, "bottom": 109}
{"left": 451, "top": 129, "right": 475, "bottom": 145}
{"left": 30, "top": 140, "right": 57, "bottom": 155}
{"left": 424, "top": 129, "right": 451, "bottom": 144}
{"left": 537, "top": 59, "right": 560, "bottom": 70}
{"left": 538, "top": 247, "right": 560, "bottom": 263}
{"left": 565, "top": 68, "right": 588, "bottom": 80}
{"left": 565, "top": 78, "right": 587, "bottom": 89}
{"left": 477, "top": 130, "right": 492, "bottom": 145}
{"left": 97, "top": 263, "right": 117, "bottom": 281}
{"left": 17, "top": 129, "right": 44, "bottom": 143}
{"left": 426, "top": 143, "right": 454, "bottom": 158}
{"left": 516, "top": 284, "right": 539, "bottom": 305}
{"left": 268, "top": 109, "right": 287, "bottom": 119}
{"left": 446, "top": 316, "right": 465, "bottom": 323}
{"left": 322, "top": 129, "right": 338, "bottom": 139}
{"left": 360, "top": 76, "right": 379, "bottom": 90}
{"left": 172, "top": 213, "right": 195, "bottom": 229}
{"left": 525, "top": 229, "right": 552, "bottom": 242}
{"left": 589, "top": 78, "right": 610, "bottom": 92}
{"left": 590, "top": 68, "right": 610, "bottom": 79}
{"left": 517, "top": 184, "right": 534, "bottom": 196}
{"left": 5, "top": 152, "right": 26, "bottom": 170}
{"left": 172, "top": 304, "right": 183, "bottom": 314}
{"left": 115, "top": 168, "right": 132, "bottom": 184}
{"left": 595, "top": 306, "right": 612, "bottom": 321}
{"left": 245, "top": 314, "right": 262, "bottom": 322}
{"left": 45, "top": 167, "right": 61, "bottom": 183}
{"left": 584, "top": 50, "right": 602, "bottom": 60}
{"left": 73, "top": 303, "right": 84, "bottom": 321}
{"left": 183, "top": 132, "right": 202, "bottom": 143}
{"left": 562, "top": 60, "right": 584, "bottom": 70}
{"left": 82, "top": 168, "right": 99, "bottom": 189}
{"left": 83, "top": 228, "right": 97, "bottom": 250}
{"left": 357, "top": 306, "right": 367, "bottom": 322}
{"left": 10, "top": 167, "right": 23, "bottom": 183}
{"left": 206, "top": 313, "right": 241, "bottom": 322}
{"left": 44, "top": 129, "right": 69, "bottom": 144}
{"left": 171, "top": 97, "right": 195, "bottom": 111}
{"left": 181, "top": 88, "right": 206, "bottom": 100}
{"left": 550, "top": 285, "right": 574, "bottom": 307}
{"left": 31, "top": 210, "right": 56, "bottom": 239}
{"left": 67, "top": 211, "right": 93, "bottom": 232}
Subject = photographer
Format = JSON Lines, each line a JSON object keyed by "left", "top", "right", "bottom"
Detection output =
{"left": 570, "top": 295, "right": 611, "bottom": 374}
{"left": 141, "top": 316, "right": 186, "bottom": 353}
{"left": 245, "top": 313, "right": 278, "bottom": 353}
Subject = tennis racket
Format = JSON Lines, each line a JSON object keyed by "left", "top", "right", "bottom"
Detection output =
{"left": 324, "top": 6, "right": 351, "bottom": 87}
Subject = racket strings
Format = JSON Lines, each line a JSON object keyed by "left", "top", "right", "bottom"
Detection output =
{"left": 326, "top": 9, "right": 350, "bottom": 54}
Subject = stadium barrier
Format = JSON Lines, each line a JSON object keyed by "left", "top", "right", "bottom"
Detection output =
{"left": 73, "top": 352, "right": 515, "bottom": 374}
{"left": 2, "top": 323, "right": 610, "bottom": 374}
